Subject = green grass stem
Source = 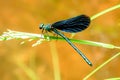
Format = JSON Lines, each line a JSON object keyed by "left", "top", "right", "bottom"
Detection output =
{"left": 83, "top": 52, "right": 120, "bottom": 80}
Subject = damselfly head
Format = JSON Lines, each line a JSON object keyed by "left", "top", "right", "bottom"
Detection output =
{"left": 39, "top": 24, "right": 52, "bottom": 32}
{"left": 39, "top": 24, "right": 44, "bottom": 29}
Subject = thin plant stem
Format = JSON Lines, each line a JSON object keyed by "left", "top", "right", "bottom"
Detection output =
{"left": 16, "top": 61, "right": 39, "bottom": 80}
{"left": 91, "top": 4, "right": 120, "bottom": 20}
{"left": 0, "top": 30, "right": 120, "bottom": 49}
{"left": 83, "top": 52, "right": 120, "bottom": 80}
{"left": 50, "top": 41, "right": 61, "bottom": 80}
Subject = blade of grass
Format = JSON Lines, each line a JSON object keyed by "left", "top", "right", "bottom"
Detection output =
{"left": 1, "top": 29, "right": 120, "bottom": 49}
{"left": 51, "top": 37, "right": 120, "bottom": 49}
{"left": 105, "top": 77, "right": 120, "bottom": 80}
{"left": 83, "top": 52, "right": 120, "bottom": 80}
{"left": 50, "top": 41, "right": 61, "bottom": 80}
{"left": 91, "top": 4, "right": 120, "bottom": 20}
{"left": 71, "top": 39, "right": 120, "bottom": 49}
{"left": 16, "top": 61, "right": 39, "bottom": 80}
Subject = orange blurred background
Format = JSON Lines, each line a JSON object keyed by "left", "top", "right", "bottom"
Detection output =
{"left": 0, "top": 0, "right": 120, "bottom": 80}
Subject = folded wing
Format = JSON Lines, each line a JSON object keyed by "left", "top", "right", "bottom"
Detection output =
{"left": 52, "top": 15, "right": 90, "bottom": 33}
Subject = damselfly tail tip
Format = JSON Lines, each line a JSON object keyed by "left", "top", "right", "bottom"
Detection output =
{"left": 88, "top": 62, "right": 93, "bottom": 66}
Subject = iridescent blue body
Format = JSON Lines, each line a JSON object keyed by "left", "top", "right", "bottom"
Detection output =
{"left": 39, "top": 15, "right": 92, "bottom": 66}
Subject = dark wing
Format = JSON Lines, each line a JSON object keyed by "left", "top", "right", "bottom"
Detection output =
{"left": 51, "top": 15, "right": 90, "bottom": 33}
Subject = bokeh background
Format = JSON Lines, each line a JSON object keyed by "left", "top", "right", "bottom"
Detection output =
{"left": 0, "top": 0, "right": 120, "bottom": 80}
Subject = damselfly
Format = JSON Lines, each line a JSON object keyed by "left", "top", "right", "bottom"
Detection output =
{"left": 39, "top": 15, "right": 92, "bottom": 66}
